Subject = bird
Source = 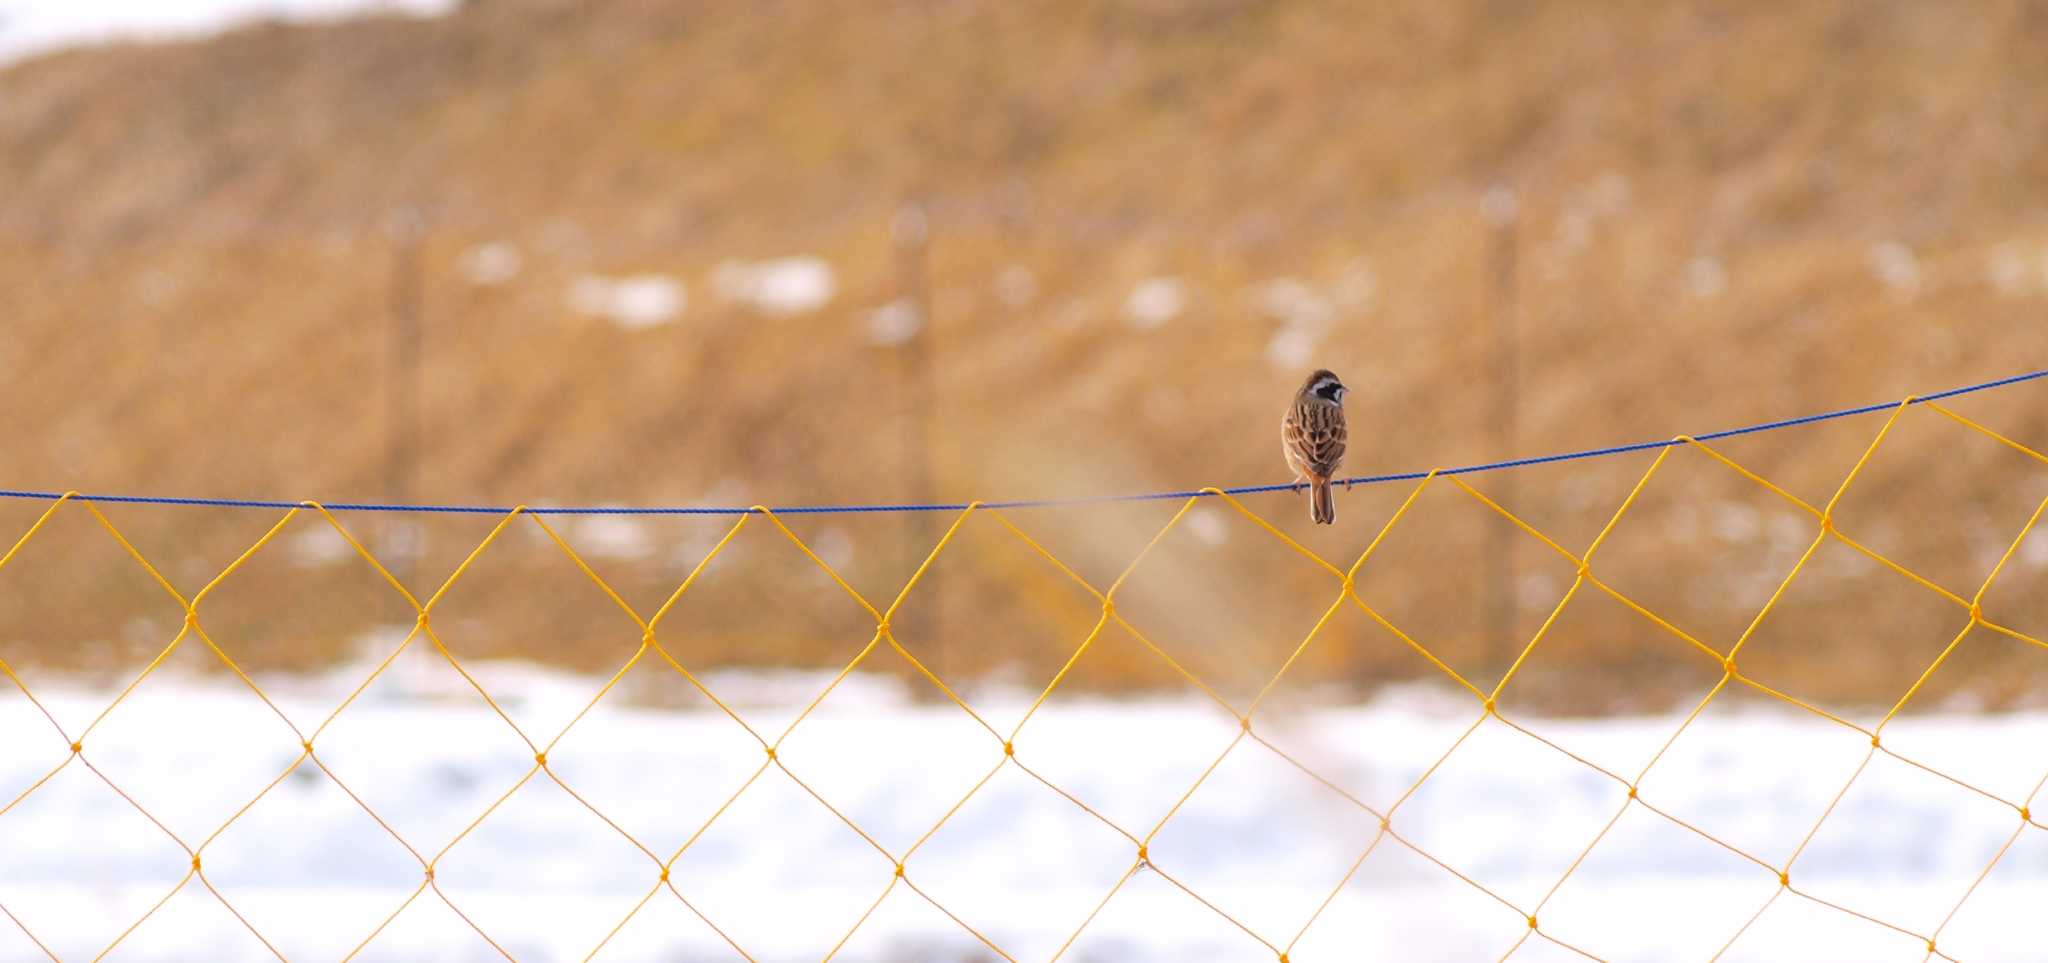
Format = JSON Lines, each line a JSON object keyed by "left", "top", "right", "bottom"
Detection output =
{"left": 1282, "top": 369, "right": 1349, "bottom": 525}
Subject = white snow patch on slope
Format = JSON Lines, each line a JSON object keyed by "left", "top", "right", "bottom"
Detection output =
{"left": 570, "top": 515, "right": 654, "bottom": 561}
{"left": 1121, "top": 277, "right": 1186, "bottom": 330}
{"left": 0, "top": 0, "right": 457, "bottom": 66}
{"left": 866, "top": 299, "right": 922, "bottom": 346}
{"left": 712, "top": 257, "right": 837, "bottom": 316}
{"left": 1257, "top": 278, "right": 1337, "bottom": 370}
{"left": 569, "top": 274, "right": 685, "bottom": 330}
{"left": 457, "top": 242, "right": 521, "bottom": 287}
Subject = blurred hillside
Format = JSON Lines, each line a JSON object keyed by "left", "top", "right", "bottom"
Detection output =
{"left": 0, "top": 0, "right": 2045, "bottom": 714}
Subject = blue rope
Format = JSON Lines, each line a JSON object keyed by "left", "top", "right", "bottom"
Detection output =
{"left": 3, "top": 368, "right": 2043, "bottom": 516}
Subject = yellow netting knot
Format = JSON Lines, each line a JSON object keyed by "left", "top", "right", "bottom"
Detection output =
{"left": 1101, "top": 598, "right": 1116, "bottom": 617}
{"left": 1003, "top": 741, "right": 1014, "bottom": 757}
{"left": 1379, "top": 817, "right": 1391, "bottom": 832}
{"left": 190, "top": 855, "right": 201, "bottom": 871}
{"left": 415, "top": 612, "right": 430, "bottom": 628}
{"left": 1968, "top": 602, "right": 1983, "bottom": 623}
{"left": 424, "top": 865, "right": 436, "bottom": 881}
{"left": 1819, "top": 512, "right": 1835, "bottom": 534}
{"left": 1526, "top": 915, "right": 1538, "bottom": 930}
{"left": 1136, "top": 844, "right": 1148, "bottom": 862}
{"left": 1869, "top": 735, "right": 1881, "bottom": 748}
{"left": 641, "top": 629, "right": 655, "bottom": 645}
{"left": 1482, "top": 697, "right": 1497, "bottom": 715}
{"left": 183, "top": 610, "right": 198, "bottom": 627}
{"left": 1576, "top": 560, "right": 1591, "bottom": 580}
{"left": 1778, "top": 871, "right": 1789, "bottom": 887}
{"left": 301, "top": 740, "right": 312, "bottom": 753}
{"left": 2020, "top": 807, "right": 2030, "bottom": 822}
{"left": 1239, "top": 715, "right": 1253, "bottom": 733}
{"left": 534, "top": 752, "right": 548, "bottom": 766}
{"left": 893, "top": 862, "right": 905, "bottom": 878}
{"left": 1721, "top": 656, "right": 1738, "bottom": 676}
{"left": 1627, "top": 784, "right": 1638, "bottom": 799}
{"left": 69, "top": 741, "right": 81, "bottom": 754}
{"left": 1279, "top": 955, "right": 1289, "bottom": 963}
{"left": 659, "top": 867, "right": 669, "bottom": 882}
{"left": 1927, "top": 940, "right": 1937, "bottom": 954}
{"left": 765, "top": 746, "right": 777, "bottom": 760}
{"left": 876, "top": 618, "right": 891, "bottom": 635}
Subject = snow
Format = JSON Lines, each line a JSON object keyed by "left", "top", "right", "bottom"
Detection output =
{"left": 2024, "top": 526, "right": 2048, "bottom": 569}
{"left": 1265, "top": 326, "right": 1323, "bottom": 372}
{"left": 568, "top": 516, "right": 653, "bottom": 562}
{"left": 458, "top": 242, "right": 522, "bottom": 288}
{"left": 289, "top": 525, "right": 354, "bottom": 567}
{"left": 711, "top": 258, "right": 836, "bottom": 317}
{"left": 568, "top": 275, "right": 685, "bottom": 331}
{"left": 1538, "top": 178, "right": 1630, "bottom": 282}
{"left": 865, "top": 299, "right": 922, "bottom": 346}
{"left": 994, "top": 266, "right": 1038, "bottom": 309}
{"left": 1517, "top": 570, "right": 1561, "bottom": 607}
{"left": 1868, "top": 242, "right": 1922, "bottom": 299}
{"left": 1256, "top": 279, "right": 1337, "bottom": 372}
{"left": 1553, "top": 209, "right": 1594, "bottom": 256}
{"left": 1711, "top": 501, "right": 1760, "bottom": 543}
{"left": 1985, "top": 243, "right": 2048, "bottom": 299}
{"left": 1480, "top": 185, "right": 1520, "bottom": 227}
{"left": 2, "top": 661, "right": 2042, "bottom": 962}
{"left": 376, "top": 520, "right": 424, "bottom": 565}
{"left": 1686, "top": 256, "right": 1728, "bottom": 300}
{"left": 1180, "top": 507, "right": 1229, "bottom": 547}
{"left": 0, "top": 0, "right": 456, "bottom": 66}
{"left": 1987, "top": 245, "right": 2031, "bottom": 297}
{"left": 1121, "top": 278, "right": 1185, "bottom": 331}
{"left": 1253, "top": 278, "right": 1335, "bottom": 330}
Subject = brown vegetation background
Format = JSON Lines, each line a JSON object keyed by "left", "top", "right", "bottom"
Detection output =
{"left": 1, "top": 0, "right": 2045, "bottom": 719}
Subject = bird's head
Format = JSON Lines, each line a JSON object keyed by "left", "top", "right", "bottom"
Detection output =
{"left": 1304, "top": 369, "right": 1347, "bottom": 404}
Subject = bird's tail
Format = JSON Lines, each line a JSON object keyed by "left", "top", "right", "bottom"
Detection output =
{"left": 1311, "top": 478, "right": 1335, "bottom": 525}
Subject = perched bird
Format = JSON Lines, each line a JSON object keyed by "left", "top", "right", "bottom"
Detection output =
{"left": 1282, "top": 369, "right": 1349, "bottom": 524}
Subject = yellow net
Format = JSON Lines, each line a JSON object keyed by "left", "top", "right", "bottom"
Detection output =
{"left": 1, "top": 394, "right": 2045, "bottom": 962}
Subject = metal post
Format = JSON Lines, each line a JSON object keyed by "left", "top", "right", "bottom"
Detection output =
{"left": 892, "top": 202, "right": 942, "bottom": 680}
{"left": 1481, "top": 186, "right": 1520, "bottom": 679}
{"left": 386, "top": 209, "right": 424, "bottom": 600}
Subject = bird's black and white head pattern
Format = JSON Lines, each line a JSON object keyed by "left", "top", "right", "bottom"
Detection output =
{"left": 1304, "top": 369, "right": 1347, "bottom": 405}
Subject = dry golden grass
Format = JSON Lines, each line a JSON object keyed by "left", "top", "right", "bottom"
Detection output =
{"left": 0, "top": 0, "right": 2045, "bottom": 714}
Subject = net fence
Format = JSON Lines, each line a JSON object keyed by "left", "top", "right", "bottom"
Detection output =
{"left": 1, "top": 386, "right": 2046, "bottom": 962}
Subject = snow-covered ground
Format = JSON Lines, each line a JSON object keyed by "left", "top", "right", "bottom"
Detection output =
{"left": 0, "top": 0, "right": 454, "bottom": 66}
{"left": 3, "top": 656, "right": 2046, "bottom": 962}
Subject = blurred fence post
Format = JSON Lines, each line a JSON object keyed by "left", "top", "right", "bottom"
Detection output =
{"left": 386, "top": 209, "right": 425, "bottom": 606}
{"left": 1481, "top": 185, "right": 1520, "bottom": 678}
{"left": 893, "top": 202, "right": 943, "bottom": 678}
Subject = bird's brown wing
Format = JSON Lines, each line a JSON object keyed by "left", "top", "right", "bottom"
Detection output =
{"left": 1296, "top": 403, "right": 1347, "bottom": 476}
{"left": 1281, "top": 411, "right": 1311, "bottom": 476}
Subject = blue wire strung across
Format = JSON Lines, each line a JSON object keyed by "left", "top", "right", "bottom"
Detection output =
{"left": 3, "top": 367, "right": 2043, "bottom": 516}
